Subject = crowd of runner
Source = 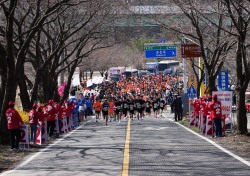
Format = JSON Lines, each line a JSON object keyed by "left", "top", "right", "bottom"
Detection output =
{"left": 94, "top": 75, "right": 183, "bottom": 125}
{"left": 5, "top": 74, "right": 184, "bottom": 149}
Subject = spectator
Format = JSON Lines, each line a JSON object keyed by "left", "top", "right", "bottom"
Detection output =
{"left": 45, "top": 100, "right": 57, "bottom": 137}
{"left": 29, "top": 104, "right": 39, "bottom": 144}
{"left": 171, "top": 95, "right": 183, "bottom": 121}
{"left": 208, "top": 94, "right": 222, "bottom": 138}
{"left": 5, "top": 101, "right": 24, "bottom": 150}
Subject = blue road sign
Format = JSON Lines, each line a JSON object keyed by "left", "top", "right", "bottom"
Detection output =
{"left": 187, "top": 85, "right": 197, "bottom": 99}
{"left": 145, "top": 49, "right": 177, "bottom": 58}
{"left": 218, "top": 71, "right": 228, "bottom": 91}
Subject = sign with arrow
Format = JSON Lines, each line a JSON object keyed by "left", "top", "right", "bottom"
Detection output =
{"left": 187, "top": 85, "right": 197, "bottom": 99}
{"left": 144, "top": 44, "right": 177, "bottom": 59}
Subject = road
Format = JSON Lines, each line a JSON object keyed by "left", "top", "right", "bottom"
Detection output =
{"left": 1, "top": 113, "right": 250, "bottom": 176}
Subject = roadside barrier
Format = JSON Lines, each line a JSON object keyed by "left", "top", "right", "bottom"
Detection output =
{"left": 54, "top": 115, "right": 60, "bottom": 138}
{"left": 60, "top": 116, "right": 68, "bottom": 134}
{"left": 68, "top": 116, "right": 73, "bottom": 131}
{"left": 205, "top": 115, "right": 214, "bottom": 136}
{"left": 199, "top": 112, "right": 206, "bottom": 135}
{"left": 19, "top": 124, "right": 29, "bottom": 150}
{"left": 18, "top": 115, "right": 73, "bottom": 147}
{"left": 189, "top": 112, "right": 196, "bottom": 126}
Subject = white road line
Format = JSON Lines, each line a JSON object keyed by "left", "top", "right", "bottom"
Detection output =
{"left": 176, "top": 121, "right": 250, "bottom": 167}
{"left": 0, "top": 119, "right": 92, "bottom": 176}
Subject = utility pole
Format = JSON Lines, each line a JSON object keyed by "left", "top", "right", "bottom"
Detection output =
{"left": 182, "top": 36, "right": 187, "bottom": 93}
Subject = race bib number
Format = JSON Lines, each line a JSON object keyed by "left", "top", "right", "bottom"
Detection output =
{"left": 154, "top": 104, "right": 158, "bottom": 108}
{"left": 7, "top": 116, "right": 12, "bottom": 124}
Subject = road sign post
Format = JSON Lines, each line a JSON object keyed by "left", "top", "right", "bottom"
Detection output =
{"left": 187, "top": 85, "right": 197, "bottom": 99}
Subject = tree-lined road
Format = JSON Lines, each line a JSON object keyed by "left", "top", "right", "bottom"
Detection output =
{"left": 1, "top": 113, "right": 250, "bottom": 176}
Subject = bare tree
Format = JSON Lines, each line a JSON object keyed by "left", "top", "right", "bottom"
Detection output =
{"left": 166, "top": 0, "right": 236, "bottom": 95}
{"left": 221, "top": 0, "right": 250, "bottom": 134}
{"left": 0, "top": 0, "right": 82, "bottom": 144}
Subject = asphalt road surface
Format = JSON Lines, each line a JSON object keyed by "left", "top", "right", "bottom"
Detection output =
{"left": 1, "top": 113, "right": 250, "bottom": 176}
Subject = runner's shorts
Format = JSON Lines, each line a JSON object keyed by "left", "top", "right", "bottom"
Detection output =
{"left": 129, "top": 110, "right": 134, "bottom": 115}
{"left": 146, "top": 108, "right": 151, "bottom": 113}
{"left": 123, "top": 110, "right": 128, "bottom": 115}
{"left": 95, "top": 111, "right": 100, "bottom": 114}
{"left": 137, "top": 109, "right": 143, "bottom": 114}
{"left": 102, "top": 111, "right": 108, "bottom": 116}
{"left": 115, "top": 110, "right": 122, "bottom": 115}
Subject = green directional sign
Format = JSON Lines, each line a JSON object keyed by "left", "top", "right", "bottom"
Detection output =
{"left": 144, "top": 45, "right": 176, "bottom": 50}
{"left": 144, "top": 43, "right": 177, "bottom": 58}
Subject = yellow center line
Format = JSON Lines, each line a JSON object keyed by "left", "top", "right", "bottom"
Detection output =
{"left": 122, "top": 118, "right": 131, "bottom": 176}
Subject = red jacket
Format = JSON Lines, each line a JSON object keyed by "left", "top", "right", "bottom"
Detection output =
{"left": 208, "top": 100, "right": 222, "bottom": 119}
{"left": 5, "top": 108, "right": 23, "bottom": 129}
{"left": 55, "top": 106, "right": 62, "bottom": 120}
{"left": 37, "top": 111, "right": 45, "bottom": 122}
{"left": 29, "top": 109, "right": 38, "bottom": 125}
{"left": 200, "top": 101, "right": 209, "bottom": 116}
{"left": 65, "top": 105, "right": 73, "bottom": 117}
{"left": 61, "top": 107, "right": 67, "bottom": 119}
{"left": 190, "top": 100, "right": 199, "bottom": 116}
{"left": 45, "top": 104, "right": 57, "bottom": 121}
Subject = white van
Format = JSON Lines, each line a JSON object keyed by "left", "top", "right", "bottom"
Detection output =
{"left": 123, "top": 69, "right": 138, "bottom": 78}
{"left": 108, "top": 67, "right": 126, "bottom": 81}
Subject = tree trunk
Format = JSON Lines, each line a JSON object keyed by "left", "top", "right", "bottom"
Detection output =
{"left": 235, "top": 38, "right": 249, "bottom": 134}
{"left": 236, "top": 88, "right": 248, "bottom": 134}
{"left": 79, "top": 71, "right": 82, "bottom": 84}
{"left": 0, "top": 0, "right": 17, "bottom": 144}
{"left": 41, "top": 73, "right": 52, "bottom": 103}
{"left": 100, "top": 71, "right": 104, "bottom": 77}
{"left": 41, "top": 73, "right": 59, "bottom": 103}
{"left": 81, "top": 70, "right": 85, "bottom": 80}
{"left": 0, "top": 45, "right": 7, "bottom": 110}
{"left": 61, "top": 61, "right": 78, "bottom": 103}
{"left": 90, "top": 71, "right": 93, "bottom": 79}
{"left": 31, "top": 71, "right": 42, "bottom": 104}
{"left": 0, "top": 68, "right": 17, "bottom": 144}
{"left": 196, "top": 81, "right": 201, "bottom": 98}
{"left": 0, "top": 72, "right": 6, "bottom": 111}
{"left": 18, "top": 83, "right": 31, "bottom": 111}
{"left": 208, "top": 76, "right": 217, "bottom": 95}
{"left": 53, "top": 81, "right": 60, "bottom": 103}
{"left": 18, "top": 70, "right": 31, "bottom": 111}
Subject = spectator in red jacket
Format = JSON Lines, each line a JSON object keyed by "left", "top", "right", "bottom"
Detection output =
{"left": 5, "top": 101, "right": 24, "bottom": 150}
{"left": 29, "top": 104, "right": 39, "bottom": 144}
{"left": 208, "top": 94, "right": 222, "bottom": 138}
{"left": 64, "top": 100, "right": 73, "bottom": 124}
{"left": 46, "top": 100, "right": 57, "bottom": 137}
{"left": 37, "top": 105, "right": 45, "bottom": 122}
{"left": 189, "top": 99, "right": 200, "bottom": 118}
